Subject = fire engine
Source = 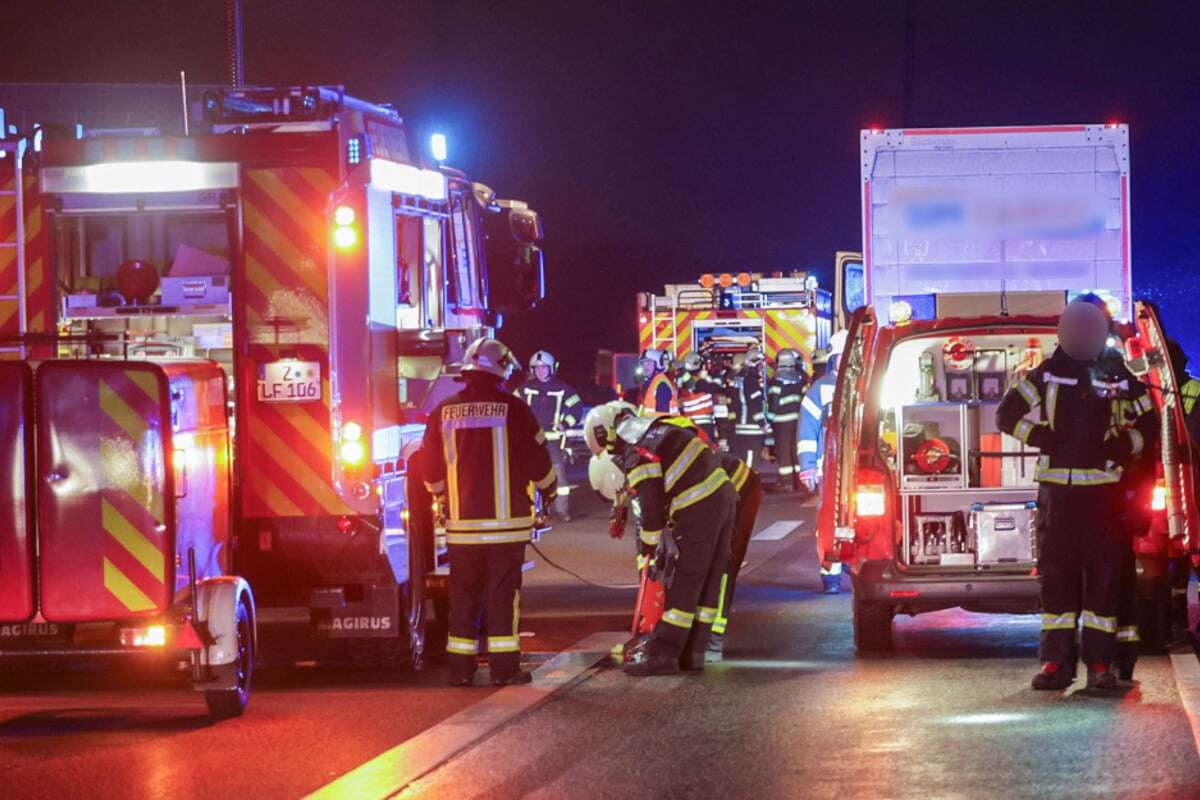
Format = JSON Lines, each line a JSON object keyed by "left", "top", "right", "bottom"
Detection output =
{"left": 0, "top": 85, "right": 545, "bottom": 709}
{"left": 637, "top": 271, "right": 833, "bottom": 374}
{"left": 817, "top": 124, "right": 1196, "bottom": 651}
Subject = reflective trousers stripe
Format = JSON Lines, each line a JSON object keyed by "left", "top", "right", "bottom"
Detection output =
{"left": 696, "top": 606, "right": 718, "bottom": 624}
{"left": 1081, "top": 610, "right": 1117, "bottom": 634}
{"left": 487, "top": 635, "right": 520, "bottom": 653}
{"left": 662, "top": 608, "right": 694, "bottom": 629}
{"left": 1041, "top": 612, "right": 1077, "bottom": 631}
{"left": 447, "top": 636, "right": 479, "bottom": 655}
{"left": 713, "top": 574, "right": 730, "bottom": 634}
{"left": 1116, "top": 625, "right": 1140, "bottom": 643}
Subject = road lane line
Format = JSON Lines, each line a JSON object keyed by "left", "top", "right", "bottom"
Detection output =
{"left": 306, "top": 631, "right": 625, "bottom": 800}
{"left": 752, "top": 520, "right": 803, "bottom": 541}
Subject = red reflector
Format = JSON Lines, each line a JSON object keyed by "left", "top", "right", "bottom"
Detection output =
{"left": 890, "top": 590, "right": 919, "bottom": 599}
{"left": 176, "top": 622, "right": 204, "bottom": 651}
{"left": 259, "top": 530, "right": 272, "bottom": 551}
{"left": 337, "top": 516, "right": 355, "bottom": 534}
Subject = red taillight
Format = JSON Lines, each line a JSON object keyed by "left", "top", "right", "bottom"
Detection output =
{"left": 890, "top": 590, "right": 919, "bottom": 599}
{"left": 337, "top": 516, "right": 355, "bottom": 534}
{"left": 856, "top": 484, "right": 887, "bottom": 517}
{"left": 1151, "top": 482, "right": 1168, "bottom": 512}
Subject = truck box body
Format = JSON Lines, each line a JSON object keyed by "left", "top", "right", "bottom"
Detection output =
{"left": 860, "top": 125, "right": 1131, "bottom": 321}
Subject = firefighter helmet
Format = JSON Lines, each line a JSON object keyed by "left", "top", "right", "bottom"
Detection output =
{"left": 776, "top": 349, "right": 799, "bottom": 369}
{"left": 730, "top": 353, "right": 746, "bottom": 371}
{"left": 682, "top": 351, "right": 703, "bottom": 372}
{"left": 583, "top": 400, "right": 638, "bottom": 456}
{"left": 588, "top": 454, "right": 626, "bottom": 501}
{"left": 462, "top": 337, "right": 519, "bottom": 378}
{"left": 640, "top": 348, "right": 669, "bottom": 372}
{"left": 745, "top": 346, "right": 765, "bottom": 368}
{"left": 530, "top": 350, "right": 558, "bottom": 374}
{"left": 1057, "top": 299, "right": 1109, "bottom": 362}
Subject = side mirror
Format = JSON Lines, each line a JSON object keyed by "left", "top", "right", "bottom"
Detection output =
{"left": 483, "top": 201, "right": 547, "bottom": 315}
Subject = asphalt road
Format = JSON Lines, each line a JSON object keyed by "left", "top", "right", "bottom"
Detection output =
{"left": 2, "top": 485, "right": 1198, "bottom": 799}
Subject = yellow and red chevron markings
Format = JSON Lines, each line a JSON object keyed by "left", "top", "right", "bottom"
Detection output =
{"left": 638, "top": 308, "right": 819, "bottom": 370}
{"left": 0, "top": 172, "right": 52, "bottom": 352}
{"left": 96, "top": 369, "right": 167, "bottom": 614}
{"left": 239, "top": 166, "right": 353, "bottom": 519}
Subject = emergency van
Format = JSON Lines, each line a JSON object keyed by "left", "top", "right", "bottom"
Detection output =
{"left": 0, "top": 85, "right": 545, "bottom": 695}
{"left": 817, "top": 125, "right": 1196, "bottom": 651}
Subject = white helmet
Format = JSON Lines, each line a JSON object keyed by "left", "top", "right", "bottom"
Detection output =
{"left": 588, "top": 454, "right": 626, "bottom": 500}
{"left": 776, "top": 349, "right": 799, "bottom": 369}
{"left": 640, "top": 348, "right": 668, "bottom": 372}
{"left": 682, "top": 351, "right": 703, "bottom": 372}
{"left": 745, "top": 346, "right": 765, "bottom": 368}
{"left": 529, "top": 350, "right": 557, "bottom": 373}
{"left": 462, "top": 337, "right": 519, "bottom": 379}
{"left": 583, "top": 400, "right": 637, "bottom": 456}
{"left": 828, "top": 329, "right": 849, "bottom": 358}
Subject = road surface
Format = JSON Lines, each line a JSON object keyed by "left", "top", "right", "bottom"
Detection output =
{"left": 2, "top": 488, "right": 1198, "bottom": 799}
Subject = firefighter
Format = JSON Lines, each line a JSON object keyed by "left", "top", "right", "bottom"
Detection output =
{"left": 996, "top": 299, "right": 1156, "bottom": 691}
{"left": 766, "top": 348, "right": 807, "bottom": 491}
{"left": 677, "top": 351, "right": 720, "bottom": 439}
{"left": 728, "top": 348, "right": 767, "bottom": 467}
{"left": 799, "top": 329, "right": 847, "bottom": 592}
{"left": 584, "top": 402, "right": 736, "bottom": 676}
{"left": 421, "top": 337, "right": 557, "bottom": 687}
{"left": 639, "top": 348, "right": 678, "bottom": 416}
{"left": 516, "top": 350, "right": 582, "bottom": 521}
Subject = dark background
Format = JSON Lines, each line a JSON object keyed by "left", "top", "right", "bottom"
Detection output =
{"left": 3, "top": 0, "right": 1198, "bottom": 388}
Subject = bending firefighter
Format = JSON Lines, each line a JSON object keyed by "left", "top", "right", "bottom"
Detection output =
{"left": 584, "top": 402, "right": 736, "bottom": 675}
{"left": 799, "top": 329, "right": 847, "bottom": 592}
{"left": 421, "top": 338, "right": 557, "bottom": 686}
{"left": 996, "top": 300, "right": 1156, "bottom": 691}
{"left": 516, "top": 349, "right": 583, "bottom": 520}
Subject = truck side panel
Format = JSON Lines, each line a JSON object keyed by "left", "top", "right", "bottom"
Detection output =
{"left": 0, "top": 362, "right": 35, "bottom": 622}
{"left": 236, "top": 165, "right": 353, "bottom": 520}
{"left": 36, "top": 362, "right": 173, "bottom": 622}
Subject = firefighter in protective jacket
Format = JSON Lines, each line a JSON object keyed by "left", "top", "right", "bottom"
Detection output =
{"left": 996, "top": 299, "right": 1157, "bottom": 691}
{"left": 639, "top": 348, "right": 679, "bottom": 416}
{"left": 766, "top": 349, "right": 807, "bottom": 491}
{"left": 422, "top": 338, "right": 557, "bottom": 686}
{"left": 586, "top": 403, "right": 736, "bottom": 676}
{"left": 516, "top": 350, "right": 582, "bottom": 520}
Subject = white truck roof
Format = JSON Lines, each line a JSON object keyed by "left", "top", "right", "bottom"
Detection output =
{"left": 861, "top": 124, "right": 1131, "bottom": 320}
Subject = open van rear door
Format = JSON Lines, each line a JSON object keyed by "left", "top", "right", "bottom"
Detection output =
{"left": 0, "top": 362, "right": 35, "bottom": 623}
{"left": 1133, "top": 301, "right": 1197, "bottom": 558}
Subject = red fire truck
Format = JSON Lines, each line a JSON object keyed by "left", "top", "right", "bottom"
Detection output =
{"left": 0, "top": 85, "right": 545, "bottom": 707}
{"left": 817, "top": 125, "right": 1196, "bottom": 651}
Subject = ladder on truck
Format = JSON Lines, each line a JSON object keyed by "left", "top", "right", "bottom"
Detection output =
{"left": 0, "top": 135, "right": 28, "bottom": 358}
{"left": 649, "top": 287, "right": 716, "bottom": 357}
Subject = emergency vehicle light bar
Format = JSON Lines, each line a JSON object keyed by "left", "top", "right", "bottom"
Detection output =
{"left": 369, "top": 158, "right": 447, "bottom": 201}
{"left": 41, "top": 161, "right": 239, "bottom": 194}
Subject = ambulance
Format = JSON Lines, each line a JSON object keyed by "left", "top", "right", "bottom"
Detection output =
{"left": 817, "top": 124, "right": 1195, "bottom": 651}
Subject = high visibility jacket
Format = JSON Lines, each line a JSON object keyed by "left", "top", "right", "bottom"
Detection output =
{"left": 616, "top": 419, "right": 731, "bottom": 547}
{"left": 798, "top": 371, "right": 837, "bottom": 473}
{"left": 515, "top": 376, "right": 582, "bottom": 440}
{"left": 996, "top": 347, "right": 1157, "bottom": 486}
{"left": 640, "top": 372, "right": 679, "bottom": 416}
{"left": 1182, "top": 377, "right": 1200, "bottom": 447}
{"left": 659, "top": 415, "right": 752, "bottom": 494}
{"left": 677, "top": 372, "right": 719, "bottom": 426}
{"left": 727, "top": 370, "right": 765, "bottom": 435}
{"left": 421, "top": 381, "right": 556, "bottom": 544}
{"left": 766, "top": 369, "right": 806, "bottom": 425}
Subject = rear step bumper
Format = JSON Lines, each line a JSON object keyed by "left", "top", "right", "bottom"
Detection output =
{"left": 852, "top": 560, "right": 1041, "bottom": 610}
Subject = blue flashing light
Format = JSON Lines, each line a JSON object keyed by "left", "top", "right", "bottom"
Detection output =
{"left": 431, "top": 133, "right": 447, "bottom": 163}
{"left": 347, "top": 136, "right": 362, "bottom": 166}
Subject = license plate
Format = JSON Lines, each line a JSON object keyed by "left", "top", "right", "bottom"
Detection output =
{"left": 257, "top": 360, "right": 321, "bottom": 403}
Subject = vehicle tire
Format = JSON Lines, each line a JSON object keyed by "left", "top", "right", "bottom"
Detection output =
{"left": 1136, "top": 580, "right": 1172, "bottom": 654}
{"left": 853, "top": 596, "right": 893, "bottom": 652}
{"left": 205, "top": 599, "right": 253, "bottom": 720}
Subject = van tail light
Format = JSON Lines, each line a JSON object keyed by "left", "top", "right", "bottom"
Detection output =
{"left": 1151, "top": 481, "right": 1168, "bottom": 512}
{"left": 856, "top": 484, "right": 887, "bottom": 517}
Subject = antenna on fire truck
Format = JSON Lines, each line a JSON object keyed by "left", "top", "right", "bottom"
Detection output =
{"left": 179, "top": 70, "right": 190, "bottom": 136}
{"left": 226, "top": 0, "right": 245, "bottom": 88}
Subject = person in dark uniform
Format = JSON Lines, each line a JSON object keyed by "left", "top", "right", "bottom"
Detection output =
{"left": 766, "top": 348, "right": 807, "bottom": 491}
{"left": 422, "top": 337, "right": 557, "bottom": 686}
{"left": 516, "top": 350, "right": 583, "bottom": 520}
{"left": 997, "top": 299, "right": 1156, "bottom": 691}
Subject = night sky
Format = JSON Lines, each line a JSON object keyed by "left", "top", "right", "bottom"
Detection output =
{"left": 3, "top": 1, "right": 1199, "bottom": 386}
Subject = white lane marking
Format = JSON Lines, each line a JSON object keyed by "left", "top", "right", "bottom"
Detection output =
{"left": 1169, "top": 651, "right": 1200, "bottom": 760}
{"left": 752, "top": 520, "right": 803, "bottom": 541}
{"left": 306, "top": 631, "right": 625, "bottom": 800}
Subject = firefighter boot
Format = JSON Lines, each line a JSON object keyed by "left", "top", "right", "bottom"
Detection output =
{"left": 678, "top": 630, "right": 709, "bottom": 672}
{"left": 1086, "top": 663, "right": 1118, "bottom": 691}
{"left": 704, "top": 633, "right": 725, "bottom": 664}
{"left": 1031, "top": 662, "right": 1074, "bottom": 691}
{"left": 623, "top": 648, "right": 680, "bottom": 677}
{"left": 492, "top": 669, "right": 534, "bottom": 686}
